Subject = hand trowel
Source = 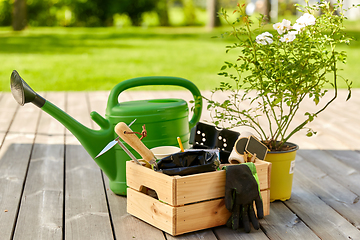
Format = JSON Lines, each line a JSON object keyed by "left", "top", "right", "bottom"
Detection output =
{"left": 115, "top": 122, "right": 158, "bottom": 168}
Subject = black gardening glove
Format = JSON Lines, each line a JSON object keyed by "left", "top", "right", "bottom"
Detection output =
{"left": 224, "top": 163, "right": 263, "bottom": 233}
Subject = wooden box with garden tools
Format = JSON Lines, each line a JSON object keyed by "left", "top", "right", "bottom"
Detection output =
{"left": 126, "top": 159, "right": 271, "bottom": 236}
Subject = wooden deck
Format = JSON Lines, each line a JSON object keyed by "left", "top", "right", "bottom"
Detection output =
{"left": 1, "top": 89, "right": 360, "bottom": 240}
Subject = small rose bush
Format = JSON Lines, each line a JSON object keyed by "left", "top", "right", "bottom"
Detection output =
{"left": 207, "top": 0, "right": 357, "bottom": 151}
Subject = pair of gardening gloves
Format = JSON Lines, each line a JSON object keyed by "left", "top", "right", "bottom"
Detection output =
{"left": 224, "top": 162, "right": 264, "bottom": 233}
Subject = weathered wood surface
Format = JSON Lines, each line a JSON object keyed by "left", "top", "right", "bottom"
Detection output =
{"left": 1, "top": 89, "right": 360, "bottom": 240}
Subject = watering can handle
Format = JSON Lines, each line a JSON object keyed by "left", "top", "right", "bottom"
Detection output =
{"left": 106, "top": 76, "right": 202, "bottom": 130}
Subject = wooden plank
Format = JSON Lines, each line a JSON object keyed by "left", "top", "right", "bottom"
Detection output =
{"left": 175, "top": 170, "right": 226, "bottom": 206}
{"left": 294, "top": 152, "right": 360, "bottom": 229}
{"left": 213, "top": 195, "right": 317, "bottom": 239}
{"left": 259, "top": 202, "right": 320, "bottom": 240}
{"left": 298, "top": 149, "right": 360, "bottom": 196}
{"left": 175, "top": 198, "right": 230, "bottom": 235}
{"left": 0, "top": 102, "right": 41, "bottom": 239}
{"left": 318, "top": 89, "right": 359, "bottom": 122}
{"left": 165, "top": 230, "right": 218, "bottom": 240}
{"left": 284, "top": 175, "right": 360, "bottom": 239}
{"left": 13, "top": 92, "right": 65, "bottom": 240}
{"left": 64, "top": 92, "right": 113, "bottom": 240}
{"left": 290, "top": 89, "right": 360, "bottom": 150}
{"left": 278, "top": 90, "right": 357, "bottom": 151}
{"left": 0, "top": 93, "right": 19, "bottom": 149}
{"left": 260, "top": 190, "right": 270, "bottom": 217}
{"left": 213, "top": 225, "right": 269, "bottom": 240}
{"left": 127, "top": 161, "right": 176, "bottom": 204}
{"left": 103, "top": 175, "right": 166, "bottom": 240}
{"left": 84, "top": 91, "right": 109, "bottom": 130}
{"left": 87, "top": 91, "right": 167, "bottom": 239}
{"left": 2, "top": 89, "right": 360, "bottom": 240}
{"left": 326, "top": 149, "right": 360, "bottom": 172}
{"left": 126, "top": 187, "right": 230, "bottom": 236}
{"left": 127, "top": 188, "right": 175, "bottom": 235}
{"left": 305, "top": 110, "right": 360, "bottom": 150}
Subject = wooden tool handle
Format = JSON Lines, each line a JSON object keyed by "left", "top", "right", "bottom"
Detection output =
{"left": 115, "top": 122, "right": 155, "bottom": 163}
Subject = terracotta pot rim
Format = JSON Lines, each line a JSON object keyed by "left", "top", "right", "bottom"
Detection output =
{"left": 267, "top": 142, "right": 299, "bottom": 154}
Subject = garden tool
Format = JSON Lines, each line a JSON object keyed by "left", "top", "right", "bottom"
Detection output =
{"left": 115, "top": 139, "right": 141, "bottom": 165}
{"left": 10, "top": 70, "right": 202, "bottom": 195}
{"left": 115, "top": 122, "right": 158, "bottom": 168}
{"left": 96, "top": 136, "right": 142, "bottom": 166}
{"left": 95, "top": 119, "right": 137, "bottom": 159}
{"left": 223, "top": 163, "right": 263, "bottom": 233}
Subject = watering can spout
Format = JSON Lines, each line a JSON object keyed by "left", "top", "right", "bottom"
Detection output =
{"left": 10, "top": 70, "right": 116, "bottom": 181}
{"left": 11, "top": 70, "right": 46, "bottom": 108}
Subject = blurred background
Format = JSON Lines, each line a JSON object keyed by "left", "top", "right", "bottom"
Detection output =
{"left": 0, "top": 0, "right": 359, "bottom": 91}
{"left": 3, "top": 0, "right": 360, "bottom": 28}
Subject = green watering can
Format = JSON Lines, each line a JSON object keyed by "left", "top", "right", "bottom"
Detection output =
{"left": 10, "top": 70, "right": 202, "bottom": 195}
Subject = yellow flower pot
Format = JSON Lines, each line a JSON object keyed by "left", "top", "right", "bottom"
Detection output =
{"left": 265, "top": 142, "right": 299, "bottom": 202}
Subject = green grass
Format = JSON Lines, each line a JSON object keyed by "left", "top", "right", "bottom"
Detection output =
{"left": 0, "top": 24, "right": 360, "bottom": 92}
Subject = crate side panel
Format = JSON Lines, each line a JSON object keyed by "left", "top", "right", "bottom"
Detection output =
{"left": 267, "top": 162, "right": 272, "bottom": 190}
{"left": 255, "top": 160, "right": 271, "bottom": 190}
{"left": 126, "top": 161, "right": 175, "bottom": 205}
{"left": 127, "top": 188, "right": 175, "bottom": 235}
{"left": 175, "top": 161, "right": 270, "bottom": 206}
{"left": 174, "top": 198, "right": 231, "bottom": 236}
{"left": 262, "top": 189, "right": 270, "bottom": 216}
{"left": 253, "top": 189, "right": 270, "bottom": 217}
{"left": 175, "top": 170, "right": 226, "bottom": 206}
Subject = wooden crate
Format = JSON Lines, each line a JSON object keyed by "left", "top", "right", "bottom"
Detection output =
{"left": 126, "top": 160, "right": 271, "bottom": 236}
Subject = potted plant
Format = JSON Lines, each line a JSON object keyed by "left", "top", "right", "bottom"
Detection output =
{"left": 206, "top": 0, "right": 356, "bottom": 201}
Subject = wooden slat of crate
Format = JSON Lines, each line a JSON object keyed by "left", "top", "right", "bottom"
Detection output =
{"left": 127, "top": 188, "right": 176, "bottom": 235}
{"left": 255, "top": 161, "right": 272, "bottom": 190}
{"left": 260, "top": 189, "right": 270, "bottom": 216}
{"left": 127, "top": 162, "right": 227, "bottom": 206}
{"left": 173, "top": 170, "right": 226, "bottom": 206}
{"left": 126, "top": 159, "right": 271, "bottom": 236}
{"left": 174, "top": 198, "right": 230, "bottom": 235}
{"left": 127, "top": 188, "right": 231, "bottom": 236}
{"left": 127, "top": 188, "right": 270, "bottom": 236}
{"left": 127, "top": 162, "right": 176, "bottom": 205}
{"left": 126, "top": 160, "right": 271, "bottom": 206}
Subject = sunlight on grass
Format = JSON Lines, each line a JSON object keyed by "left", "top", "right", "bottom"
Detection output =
{"left": 0, "top": 25, "right": 359, "bottom": 92}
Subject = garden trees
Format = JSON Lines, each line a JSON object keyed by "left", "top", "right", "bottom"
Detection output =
{"left": 12, "top": 0, "right": 27, "bottom": 30}
{"left": 207, "top": 0, "right": 221, "bottom": 29}
{"left": 116, "top": 0, "right": 158, "bottom": 26}
{"left": 156, "top": 0, "right": 170, "bottom": 26}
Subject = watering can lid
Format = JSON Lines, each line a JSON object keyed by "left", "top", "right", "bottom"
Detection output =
{"left": 106, "top": 98, "right": 188, "bottom": 121}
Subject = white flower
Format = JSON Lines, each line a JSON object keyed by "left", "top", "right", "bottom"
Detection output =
{"left": 282, "top": 19, "right": 292, "bottom": 30}
{"left": 256, "top": 32, "right": 273, "bottom": 45}
{"left": 280, "top": 32, "right": 297, "bottom": 43}
{"left": 296, "top": 13, "right": 316, "bottom": 26}
{"left": 292, "top": 23, "right": 305, "bottom": 32}
{"left": 273, "top": 19, "right": 292, "bottom": 34}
